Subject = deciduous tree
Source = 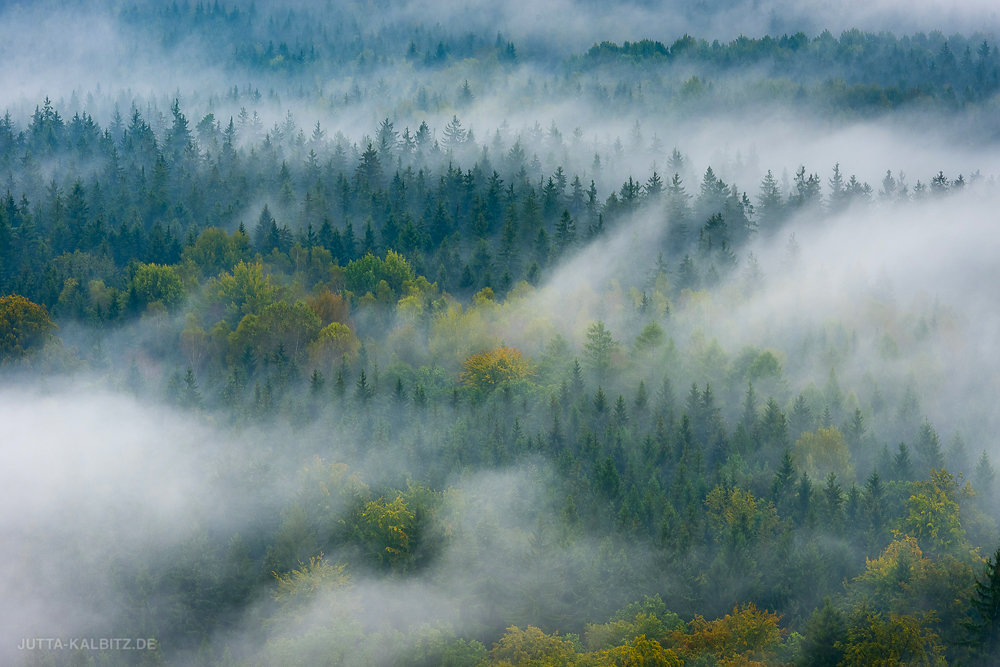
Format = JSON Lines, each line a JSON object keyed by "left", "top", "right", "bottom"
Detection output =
{"left": 0, "top": 294, "right": 56, "bottom": 362}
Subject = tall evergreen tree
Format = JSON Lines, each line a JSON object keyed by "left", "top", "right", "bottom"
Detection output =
{"left": 966, "top": 547, "right": 1000, "bottom": 659}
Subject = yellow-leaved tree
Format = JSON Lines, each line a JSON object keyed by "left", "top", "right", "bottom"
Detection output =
{"left": 588, "top": 635, "right": 683, "bottom": 666}
{"left": 673, "top": 604, "right": 785, "bottom": 664}
{"left": 0, "top": 294, "right": 56, "bottom": 362}
{"left": 355, "top": 495, "right": 416, "bottom": 571}
{"left": 460, "top": 346, "right": 534, "bottom": 395}
{"left": 308, "top": 321, "right": 361, "bottom": 372}
{"left": 490, "top": 626, "right": 579, "bottom": 665}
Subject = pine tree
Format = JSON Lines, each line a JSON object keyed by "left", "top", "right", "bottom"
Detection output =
{"left": 863, "top": 470, "right": 886, "bottom": 546}
{"left": 442, "top": 115, "right": 467, "bottom": 151}
{"left": 584, "top": 320, "right": 618, "bottom": 379}
{"left": 356, "top": 369, "right": 372, "bottom": 401}
{"left": 554, "top": 209, "right": 576, "bottom": 254}
{"left": 756, "top": 169, "right": 784, "bottom": 231}
{"left": 182, "top": 367, "right": 202, "bottom": 408}
{"left": 309, "top": 369, "right": 325, "bottom": 396}
{"left": 613, "top": 394, "right": 628, "bottom": 427}
{"left": 634, "top": 381, "right": 648, "bottom": 411}
{"left": 966, "top": 547, "right": 1000, "bottom": 659}
{"left": 822, "top": 472, "right": 844, "bottom": 532}
{"left": 772, "top": 449, "right": 797, "bottom": 513}
{"left": 893, "top": 442, "right": 913, "bottom": 481}
{"left": 799, "top": 597, "right": 847, "bottom": 667}
{"left": 915, "top": 419, "right": 944, "bottom": 473}
{"left": 975, "top": 451, "right": 996, "bottom": 506}
{"left": 593, "top": 386, "right": 607, "bottom": 415}
{"left": 797, "top": 472, "right": 816, "bottom": 527}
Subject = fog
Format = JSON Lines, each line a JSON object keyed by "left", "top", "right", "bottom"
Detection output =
{"left": 0, "top": 383, "right": 665, "bottom": 664}
{"left": 2, "top": 0, "right": 1000, "bottom": 664}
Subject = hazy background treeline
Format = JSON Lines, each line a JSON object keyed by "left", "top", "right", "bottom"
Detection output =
{"left": 2, "top": 1, "right": 1000, "bottom": 666}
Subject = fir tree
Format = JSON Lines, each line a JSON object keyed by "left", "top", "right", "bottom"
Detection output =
{"left": 966, "top": 547, "right": 1000, "bottom": 659}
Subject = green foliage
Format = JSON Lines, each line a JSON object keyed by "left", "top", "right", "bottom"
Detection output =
{"left": 344, "top": 249, "right": 415, "bottom": 296}
{"left": 355, "top": 495, "right": 415, "bottom": 569}
{"left": 633, "top": 322, "right": 665, "bottom": 356}
{"left": 900, "top": 469, "right": 968, "bottom": 554}
{"left": 182, "top": 227, "right": 251, "bottom": 276}
{"left": 583, "top": 595, "right": 684, "bottom": 650}
{"left": 838, "top": 607, "right": 946, "bottom": 666}
{"left": 674, "top": 604, "right": 786, "bottom": 664}
{"left": 408, "top": 627, "right": 489, "bottom": 666}
{"left": 586, "top": 635, "right": 683, "bottom": 666}
{"left": 798, "top": 598, "right": 846, "bottom": 667}
{"left": 128, "top": 262, "right": 184, "bottom": 311}
{"left": 309, "top": 321, "right": 361, "bottom": 368}
{"left": 2, "top": 26, "right": 999, "bottom": 666}
{"left": 229, "top": 300, "right": 322, "bottom": 366}
{"left": 793, "top": 426, "right": 854, "bottom": 482}
{"left": 351, "top": 484, "right": 444, "bottom": 573}
{"left": 584, "top": 320, "right": 618, "bottom": 378}
{"left": 966, "top": 547, "right": 1000, "bottom": 657}
{"left": 212, "top": 259, "right": 278, "bottom": 322}
{"left": 704, "top": 486, "right": 779, "bottom": 551}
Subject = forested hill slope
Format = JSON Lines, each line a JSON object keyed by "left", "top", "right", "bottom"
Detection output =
{"left": 1, "top": 2, "right": 1000, "bottom": 665}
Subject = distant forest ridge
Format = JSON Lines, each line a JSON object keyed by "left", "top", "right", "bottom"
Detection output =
{"left": 90, "top": 1, "right": 1000, "bottom": 115}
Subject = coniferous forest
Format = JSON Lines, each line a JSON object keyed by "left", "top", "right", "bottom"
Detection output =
{"left": 3, "top": 1, "right": 1000, "bottom": 665}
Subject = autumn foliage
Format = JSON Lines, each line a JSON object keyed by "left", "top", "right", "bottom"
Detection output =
{"left": 0, "top": 294, "right": 56, "bottom": 362}
{"left": 674, "top": 604, "right": 785, "bottom": 663}
{"left": 460, "top": 346, "right": 534, "bottom": 393}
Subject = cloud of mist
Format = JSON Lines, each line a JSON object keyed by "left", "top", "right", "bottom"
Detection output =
{"left": 737, "top": 187, "right": 1000, "bottom": 440}
{"left": 0, "top": 377, "right": 663, "bottom": 664}
{"left": 3, "top": 2, "right": 1000, "bottom": 662}
{"left": 0, "top": 384, "right": 294, "bottom": 663}
{"left": 484, "top": 169, "right": 1000, "bottom": 457}
{"left": 0, "top": 2, "right": 230, "bottom": 119}
{"left": 211, "top": 464, "right": 660, "bottom": 664}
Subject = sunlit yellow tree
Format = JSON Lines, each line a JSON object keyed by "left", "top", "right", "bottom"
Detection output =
{"left": 460, "top": 346, "right": 534, "bottom": 395}
{"left": 673, "top": 604, "right": 785, "bottom": 664}
{"left": 490, "top": 625, "right": 579, "bottom": 665}
{"left": 586, "top": 635, "right": 683, "bottom": 666}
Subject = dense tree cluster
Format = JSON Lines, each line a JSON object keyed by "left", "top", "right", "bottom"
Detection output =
{"left": 3, "top": 91, "right": 996, "bottom": 664}
{"left": 3, "top": 4, "right": 1000, "bottom": 664}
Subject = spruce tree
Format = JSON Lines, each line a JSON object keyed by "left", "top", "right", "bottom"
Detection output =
{"left": 967, "top": 547, "right": 1000, "bottom": 659}
{"left": 799, "top": 598, "right": 846, "bottom": 667}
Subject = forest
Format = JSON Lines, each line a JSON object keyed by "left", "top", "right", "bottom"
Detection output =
{"left": 2, "top": 1, "right": 1000, "bottom": 665}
